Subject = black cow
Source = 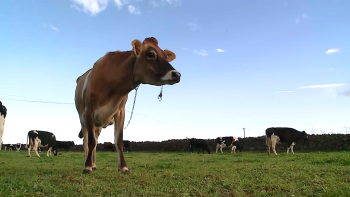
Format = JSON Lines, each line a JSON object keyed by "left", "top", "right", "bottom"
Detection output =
{"left": 0, "top": 101, "right": 7, "bottom": 150}
{"left": 25, "top": 130, "right": 58, "bottom": 157}
{"left": 123, "top": 140, "right": 131, "bottom": 153}
{"left": 265, "top": 127, "right": 308, "bottom": 156}
{"left": 216, "top": 136, "right": 239, "bottom": 153}
{"left": 56, "top": 141, "right": 75, "bottom": 152}
{"left": 189, "top": 138, "right": 210, "bottom": 154}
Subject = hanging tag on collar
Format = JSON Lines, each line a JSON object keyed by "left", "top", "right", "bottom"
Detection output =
{"left": 158, "top": 85, "right": 163, "bottom": 102}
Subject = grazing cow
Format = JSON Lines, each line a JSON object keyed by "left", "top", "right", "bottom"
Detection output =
{"left": 216, "top": 136, "right": 239, "bottom": 153}
{"left": 266, "top": 127, "right": 308, "bottom": 156}
{"left": 56, "top": 141, "right": 75, "bottom": 152}
{"left": 189, "top": 138, "right": 210, "bottom": 154}
{"left": 3, "top": 144, "right": 14, "bottom": 151}
{"left": 123, "top": 140, "right": 131, "bottom": 153}
{"left": 25, "top": 130, "right": 58, "bottom": 157}
{"left": 16, "top": 143, "right": 21, "bottom": 152}
{"left": 0, "top": 101, "right": 7, "bottom": 150}
{"left": 75, "top": 37, "right": 181, "bottom": 174}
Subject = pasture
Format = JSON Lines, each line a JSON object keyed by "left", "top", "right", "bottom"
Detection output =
{"left": 0, "top": 151, "right": 350, "bottom": 197}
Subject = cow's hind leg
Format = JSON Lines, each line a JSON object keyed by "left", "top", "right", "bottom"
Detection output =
{"left": 92, "top": 128, "right": 102, "bottom": 170}
{"left": 271, "top": 137, "right": 278, "bottom": 156}
{"left": 33, "top": 140, "right": 41, "bottom": 158}
{"left": 82, "top": 110, "right": 97, "bottom": 174}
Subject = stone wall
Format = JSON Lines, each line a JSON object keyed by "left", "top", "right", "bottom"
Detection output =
{"left": 67, "top": 134, "right": 350, "bottom": 152}
{"left": 7, "top": 134, "right": 349, "bottom": 152}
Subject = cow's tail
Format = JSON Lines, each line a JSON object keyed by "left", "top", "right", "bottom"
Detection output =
{"left": 78, "top": 128, "right": 83, "bottom": 139}
{"left": 25, "top": 133, "right": 29, "bottom": 149}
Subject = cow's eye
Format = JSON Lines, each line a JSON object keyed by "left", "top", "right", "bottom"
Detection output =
{"left": 147, "top": 52, "right": 156, "bottom": 59}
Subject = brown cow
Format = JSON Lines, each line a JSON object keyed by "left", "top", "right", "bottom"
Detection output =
{"left": 75, "top": 37, "right": 181, "bottom": 174}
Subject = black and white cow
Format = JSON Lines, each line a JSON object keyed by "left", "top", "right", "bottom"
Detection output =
{"left": 231, "top": 139, "right": 244, "bottom": 153}
{"left": 0, "top": 101, "right": 7, "bottom": 150}
{"left": 123, "top": 140, "right": 131, "bottom": 153}
{"left": 16, "top": 143, "right": 21, "bottom": 152}
{"left": 3, "top": 144, "right": 14, "bottom": 151}
{"left": 56, "top": 141, "right": 75, "bottom": 152}
{"left": 25, "top": 130, "right": 58, "bottom": 157}
{"left": 266, "top": 127, "right": 308, "bottom": 156}
{"left": 189, "top": 138, "right": 211, "bottom": 154}
{"left": 216, "top": 136, "right": 239, "bottom": 153}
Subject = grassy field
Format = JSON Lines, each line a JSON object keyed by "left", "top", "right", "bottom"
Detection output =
{"left": 0, "top": 150, "right": 350, "bottom": 197}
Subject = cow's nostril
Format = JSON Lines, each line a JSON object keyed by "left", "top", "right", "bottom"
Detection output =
{"left": 171, "top": 71, "right": 179, "bottom": 78}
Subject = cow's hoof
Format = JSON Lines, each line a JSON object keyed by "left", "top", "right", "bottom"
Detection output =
{"left": 92, "top": 166, "right": 97, "bottom": 171}
{"left": 82, "top": 169, "right": 92, "bottom": 174}
{"left": 118, "top": 167, "right": 130, "bottom": 174}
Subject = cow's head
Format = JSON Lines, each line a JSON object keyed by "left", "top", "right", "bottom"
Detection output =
{"left": 132, "top": 37, "right": 181, "bottom": 86}
{"left": 301, "top": 131, "right": 308, "bottom": 139}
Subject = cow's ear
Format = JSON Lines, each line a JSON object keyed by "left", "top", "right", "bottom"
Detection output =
{"left": 164, "top": 49, "right": 176, "bottom": 62}
{"left": 132, "top": 39, "right": 142, "bottom": 57}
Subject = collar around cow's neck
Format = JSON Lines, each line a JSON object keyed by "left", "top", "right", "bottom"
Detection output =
{"left": 130, "top": 53, "right": 140, "bottom": 90}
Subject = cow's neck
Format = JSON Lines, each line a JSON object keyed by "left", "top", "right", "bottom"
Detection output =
{"left": 109, "top": 52, "right": 141, "bottom": 96}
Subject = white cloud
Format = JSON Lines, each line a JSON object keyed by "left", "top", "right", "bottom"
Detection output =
{"left": 128, "top": 5, "right": 141, "bottom": 14}
{"left": 193, "top": 50, "right": 208, "bottom": 56}
{"left": 295, "top": 18, "right": 299, "bottom": 24}
{"left": 49, "top": 25, "right": 59, "bottom": 32}
{"left": 187, "top": 22, "right": 198, "bottom": 31}
{"left": 326, "top": 48, "right": 340, "bottom": 54}
{"left": 71, "top": 0, "right": 178, "bottom": 15}
{"left": 216, "top": 49, "right": 225, "bottom": 53}
{"left": 114, "top": 0, "right": 123, "bottom": 8}
{"left": 277, "top": 90, "right": 294, "bottom": 93}
{"left": 71, "top": 0, "right": 109, "bottom": 15}
{"left": 162, "top": 0, "right": 181, "bottom": 6}
{"left": 298, "top": 83, "right": 345, "bottom": 89}
{"left": 327, "top": 68, "right": 335, "bottom": 71}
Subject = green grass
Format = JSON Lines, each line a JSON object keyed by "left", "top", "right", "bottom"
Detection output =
{"left": 1, "top": 151, "right": 350, "bottom": 197}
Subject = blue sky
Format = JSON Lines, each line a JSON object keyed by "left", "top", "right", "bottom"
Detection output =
{"left": 1, "top": 0, "right": 350, "bottom": 144}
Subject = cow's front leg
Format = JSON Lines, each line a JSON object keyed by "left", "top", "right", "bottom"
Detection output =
{"left": 215, "top": 144, "right": 219, "bottom": 153}
{"left": 220, "top": 145, "right": 223, "bottom": 153}
{"left": 114, "top": 109, "right": 129, "bottom": 174}
{"left": 92, "top": 128, "right": 102, "bottom": 170}
{"left": 82, "top": 112, "right": 97, "bottom": 174}
{"left": 290, "top": 142, "right": 295, "bottom": 154}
